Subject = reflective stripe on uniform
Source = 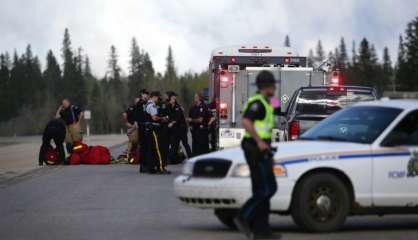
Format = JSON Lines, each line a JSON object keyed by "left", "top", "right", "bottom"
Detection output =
{"left": 151, "top": 130, "right": 164, "bottom": 172}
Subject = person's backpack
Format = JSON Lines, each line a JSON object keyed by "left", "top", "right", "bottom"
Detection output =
{"left": 44, "top": 147, "right": 59, "bottom": 165}
{"left": 82, "top": 146, "right": 111, "bottom": 164}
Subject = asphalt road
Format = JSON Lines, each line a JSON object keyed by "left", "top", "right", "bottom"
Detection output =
{"left": 1, "top": 146, "right": 418, "bottom": 240}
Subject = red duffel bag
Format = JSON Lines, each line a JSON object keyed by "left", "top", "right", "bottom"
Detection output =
{"left": 82, "top": 146, "right": 111, "bottom": 164}
{"left": 69, "top": 153, "right": 82, "bottom": 165}
{"left": 72, "top": 141, "right": 89, "bottom": 154}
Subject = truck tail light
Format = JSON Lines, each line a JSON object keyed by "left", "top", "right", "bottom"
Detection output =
{"left": 330, "top": 70, "right": 341, "bottom": 85}
{"left": 220, "top": 103, "right": 228, "bottom": 119}
{"left": 289, "top": 121, "right": 300, "bottom": 140}
{"left": 220, "top": 71, "right": 229, "bottom": 88}
{"left": 330, "top": 77, "right": 339, "bottom": 85}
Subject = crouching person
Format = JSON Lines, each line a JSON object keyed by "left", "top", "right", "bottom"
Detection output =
{"left": 39, "top": 119, "right": 66, "bottom": 165}
{"left": 55, "top": 98, "right": 83, "bottom": 154}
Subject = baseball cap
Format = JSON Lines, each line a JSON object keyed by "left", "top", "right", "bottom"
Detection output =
{"left": 255, "top": 71, "right": 277, "bottom": 89}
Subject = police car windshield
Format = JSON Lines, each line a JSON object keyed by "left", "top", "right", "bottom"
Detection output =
{"left": 301, "top": 106, "right": 403, "bottom": 144}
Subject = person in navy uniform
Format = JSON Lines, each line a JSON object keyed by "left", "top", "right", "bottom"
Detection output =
{"left": 38, "top": 119, "right": 66, "bottom": 165}
{"left": 208, "top": 96, "right": 218, "bottom": 151}
{"left": 187, "top": 93, "right": 211, "bottom": 156}
{"left": 136, "top": 89, "right": 150, "bottom": 173}
{"left": 157, "top": 93, "right": 170, "bottom": 167}
{"left": 166, "top": 91, "right": 192, "bottom": 163}
{"left": 234, "top": 71, "right": 280, "bottom": 240}
{"left": 143, "top": 91, "right": 171, "bottom": 174}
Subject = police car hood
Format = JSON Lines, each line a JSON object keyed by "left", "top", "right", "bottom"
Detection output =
{"left": 189, "top": 140, "right": 370, "bottom": 164}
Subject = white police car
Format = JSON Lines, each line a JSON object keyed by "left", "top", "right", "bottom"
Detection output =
{"left": 174, "top": 100, "right": 418, "bottom": 232}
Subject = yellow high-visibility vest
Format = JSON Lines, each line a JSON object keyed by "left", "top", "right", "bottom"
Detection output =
{"left": 243, "top": 94, "right": 274, "bottom": 140}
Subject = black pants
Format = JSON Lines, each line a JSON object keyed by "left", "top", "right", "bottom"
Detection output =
{"left": 143, "top": 127, "right": 164, "bottom": 172}
{"left": 138, "top": 126, "right": 148, "bottom": 170}
{"left": 209, "top": 125, "right": 217, "bottom": 151}
{"left": 239, "top": 139, "right": 277, "bottom": 234}
{"left": 191, "top": 127, "right": 209, "bottom": 156}
{"left": 169, "top": 128, "right": 192, "bottom": 163}
{"left": 159, "top": 125, "right": 169, "bottom": 166}
{"left": 39, "top": 126, "right": 65, "bottom": 165}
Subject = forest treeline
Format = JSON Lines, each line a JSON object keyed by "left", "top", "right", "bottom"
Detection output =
{"left": 0, "top": 16, "right": 417, "bottom": 136}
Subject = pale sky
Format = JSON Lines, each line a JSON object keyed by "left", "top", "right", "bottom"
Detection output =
{"left": 0, "top": 0, "right": 417, "bottom": 76}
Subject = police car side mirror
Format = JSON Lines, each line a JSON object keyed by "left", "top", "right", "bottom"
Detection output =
{"left": 381, "top": 132, "right": 408, "bottom": 147}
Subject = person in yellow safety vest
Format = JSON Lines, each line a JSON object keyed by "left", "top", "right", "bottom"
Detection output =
{"left": 234, "top": 70, "right": 281, "bottom": 240}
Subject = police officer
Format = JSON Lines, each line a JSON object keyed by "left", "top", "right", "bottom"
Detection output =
{"left": 55, "top": 98, "right": 83, "bottom": 154}
{"left": 208, "top": 96, "right": 218, "bottom": 151}
{"left": 187, "top": 93, "right": 210, "bottom": 156}
{"left": 38, "top": 119, "right": 66, "bottom": 165}
{"left": 143, "top": 91, "right": 171, "bottom": 174}
{"left": 136, "top": 89, "right": 150, "bottom": 173}
{"left": 166, "top": 91, "right": 192, "bottom": 163}
{"left": 122, "top": 97, "right": 140, "bottom": 163}
{"left": 234, "top": 71, "right": 280, "bottom": 240}
{"left": 157, "top": 93, "right": 170, "bottom": 167}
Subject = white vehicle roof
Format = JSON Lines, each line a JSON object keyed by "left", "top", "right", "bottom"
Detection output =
{"left": 211, "top": 45, "right": 300, "bottom": 57}
{"left": 355, "top": 99, "right": 418, "bottom": 111}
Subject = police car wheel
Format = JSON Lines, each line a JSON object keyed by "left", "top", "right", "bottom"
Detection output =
{"left": 214, "top": 209, "right": 238, "bottom": 229}
{"left": 291, "top": 173, "right": 350, "bottom": 232}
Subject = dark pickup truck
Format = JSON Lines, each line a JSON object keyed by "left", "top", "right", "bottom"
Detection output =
{"left": 283, "top": 86, "right": 377, "bottom": 140}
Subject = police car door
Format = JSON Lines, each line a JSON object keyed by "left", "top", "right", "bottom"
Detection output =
{"left": 372, "top": 110, "right": 418, "bottom": 206}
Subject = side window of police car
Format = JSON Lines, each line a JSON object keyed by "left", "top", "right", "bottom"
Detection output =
{"left": 383, "top": 110, "right": 418, "bottom": 146}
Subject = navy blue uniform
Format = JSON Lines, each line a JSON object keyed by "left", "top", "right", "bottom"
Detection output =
{"left": 189, "top": 102, "right": 210, "bottom": 156}
{"left": 38, "top": 119, "right": 66, "bottom": 165}
{"left": 135, "top": 99, "right": 148, "bottom": 172}
{"left": 239, "top": 99, "right": 278, "bottom": 236}
{"left": 167, "top": 102, "right": 192, "bottom": 162}
{"left": 59, "top": 105, "right": 82, "bottom": 126}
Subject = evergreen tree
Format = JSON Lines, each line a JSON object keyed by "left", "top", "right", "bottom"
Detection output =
{"left": 399, "top": 17, "right": 418, "bottom": 90}
{"left": 338, "top": 37, "right": 348, "bottom": 70}
{"left": 307, "top": 49, "right": 314, "bottom": 67}
{"left": 356, "top": 38, "right": 381, "bottom": 93}
{"left": 382, "top": 47, "right": 394, "bottom": 91}
{"left": 395, "top": 35, "right": 407, "bottom": 90}
{"left": 164, "top": 45, "right": 177, "bottom": 84}
{"left": 107, "top": 45, "right": 124, "bottom": 104}
{"left": 351, "top": 40, "right": 358, "bottom": 66}
{"left": 43, "top": 50, "right": 62, "bottom": 99}
{"left": 314, "top": 40, "right": 325, "bottom": 65}
{"left": 0, "top": 53, "right": 11, "bottom": 121}
{"left": 61, "top": 28, "right": 75, "bottom": 99}
{"left": 284, "top": 35, "right": 291, "bottom": 47}
{"left": 128, "top": 37, "right": 143, "bottom": 99}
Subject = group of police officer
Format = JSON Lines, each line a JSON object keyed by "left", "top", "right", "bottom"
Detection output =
{"left": 123, "top": 89, "right": 216, "bottom": 175}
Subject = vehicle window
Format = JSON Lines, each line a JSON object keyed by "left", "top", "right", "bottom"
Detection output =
{"left": 301, "top": 106, "right": 402, "bottom": 144}
{"left": 295, "top": 89, "right": 375, "bottom": 116}
{"left": 383, "top": 110, "right": 418, "bottom": 146}
{"left": 285, "top": 90, "right": 299, "bottom": 114}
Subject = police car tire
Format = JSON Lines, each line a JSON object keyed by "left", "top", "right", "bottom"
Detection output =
{"left": 291, "top": 173, "right": 350, "bottom": 233}
{"left": 214, "top": 209, "right": 238, "bottom": 229}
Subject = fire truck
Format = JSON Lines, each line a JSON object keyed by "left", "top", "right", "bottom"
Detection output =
{"left": 207, "top": 45, "right": 328, "bottom": 149}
